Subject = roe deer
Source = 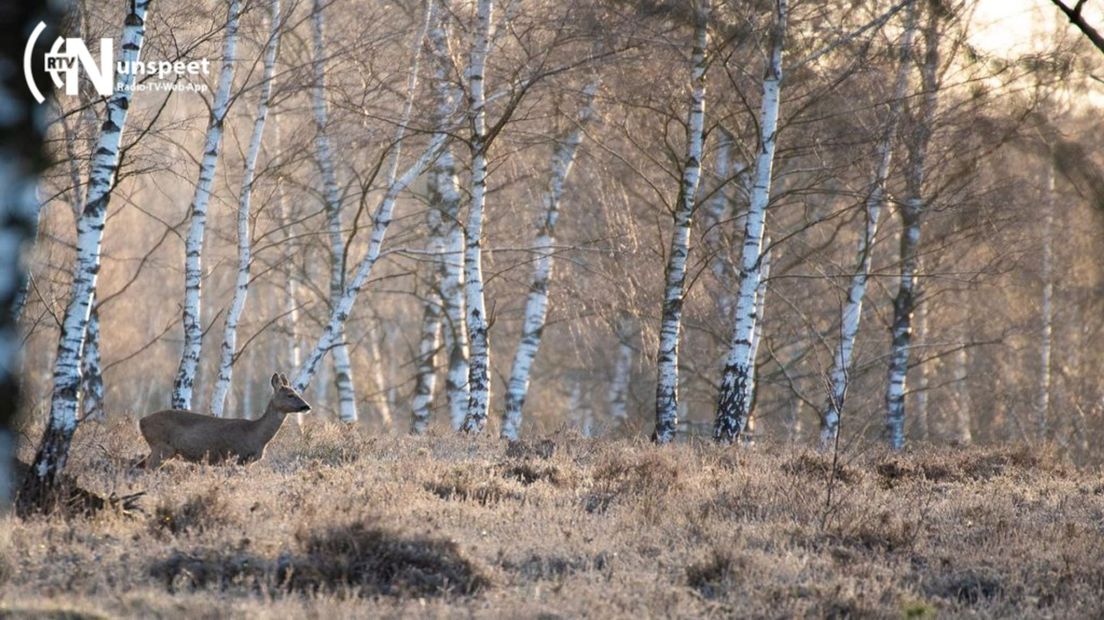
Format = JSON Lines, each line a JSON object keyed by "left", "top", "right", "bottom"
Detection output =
{"left": 139, "top": 373, "right": 310, "bottom": 467}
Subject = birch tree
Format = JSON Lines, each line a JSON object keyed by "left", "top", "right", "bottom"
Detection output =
{"left": 500, "top": 81, "right": 599, "bottom": 440}
{"left": 885, "top": 1, "right": 942, "bottom": 450}
{"left": 308, "top": 0, "right": 360, "bottom": 423}
{"left": 742, "top": 243, "right": 771, "bottom": 444}
{"left": 20, "top": 0, "right": 150, "bottom": 513}
{"left": 712, "top": 0, "right": 786, "bottom": 445}
{"left": 820, "top": 0, "right": 917, "bottom": 447}
{"left": 701, "top": 128, "right": 750, "bottom": 319}
{"left": 410, "top": 2, "right": 466, "bottom": 435}
{"left": 953, "top": 340, "right": 973, "bottom": 444}
{"left": 210, "top": 0, "right": 283, "bottom": 417}
{"left": 460, "top": 0, "right": 496, "bottom": 433}
{"left": 652, "top": 0, "right": 710, "bottom": 444}
{"left": 292, "top": 134, "right": 448, "bottom": 391}
{"left": 425, "top": 1, "right": 471, "bottom": 431}
{"left": 171, "top": 0, "right": 242, "bottom": 410}
{"left": 608, "top": 316, "right": 636, "bottom": 425}
{"left": 410, "top": 212, "right": 444, "bottom": 434}
{"left": 913, "top": 301, "right": 930, "bottom": 441}
{"left": 438, "top": 161, "right": 470, "bottom": 430}
{"left": 293, "top": 4, "right": 442, "bottom": 392}
{"left": 1038, "top": 158, "right": 1055, "bottom": 439}
{"left": 78, "top": 308, "right": 104, "bottom": 420}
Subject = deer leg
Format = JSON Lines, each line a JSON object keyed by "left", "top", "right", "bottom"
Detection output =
{"left": 146, "top": 444, "right": 173, "bottom": 469}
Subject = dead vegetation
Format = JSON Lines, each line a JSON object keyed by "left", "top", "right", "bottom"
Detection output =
{"left": 3, "top": 420, "right": 1103, "bottom": 618}
{"left": 150, "top": 521, "right": 489, "bottom": 598}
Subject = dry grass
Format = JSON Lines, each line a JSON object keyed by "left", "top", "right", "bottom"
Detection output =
{"left": 3, "top": 421, "right": 1103, "bottom": 618}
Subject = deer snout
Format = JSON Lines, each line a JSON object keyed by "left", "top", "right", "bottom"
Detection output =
{"left": 297, "top": 403, "right": 312, "bottom": 413}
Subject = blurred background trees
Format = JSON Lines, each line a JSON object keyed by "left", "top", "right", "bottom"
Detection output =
{"left": 15, "top": 0, "right": 1104, "bottom": 482}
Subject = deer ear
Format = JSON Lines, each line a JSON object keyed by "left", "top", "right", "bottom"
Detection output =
{"left": 280, "top": 373, "right": 290, "bottom": 387}
{"left": 271, "top": 373, "right": 281, "bottom": 390}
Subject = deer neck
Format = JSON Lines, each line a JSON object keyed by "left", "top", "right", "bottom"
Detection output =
{"left": 249, "top": 400, "right": 287, "bottom": 448}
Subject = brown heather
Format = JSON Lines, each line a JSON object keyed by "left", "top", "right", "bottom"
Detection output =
{"left": 3, "top": 421, "right": 1103, "bottom": 618}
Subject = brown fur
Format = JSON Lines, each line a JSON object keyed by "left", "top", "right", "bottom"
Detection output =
{"left": 139, "top": 373, "right": 310, "bottom": 467}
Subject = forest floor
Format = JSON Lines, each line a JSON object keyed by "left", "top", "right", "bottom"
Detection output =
{"left": 2, "top": 420, "right": 1103, "bottom": 618}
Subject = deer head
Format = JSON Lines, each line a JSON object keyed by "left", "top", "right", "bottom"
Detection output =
{"left": 270, "top": 372, "right": 311, "bottom": 415}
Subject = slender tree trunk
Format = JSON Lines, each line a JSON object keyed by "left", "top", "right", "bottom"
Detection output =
{"left": 411, "top": 196, "right": 447, "bottom": 433}
{"left": 1038, "top": 159, "right": 1055, "bottom": 440}
{"left": 309, "top": 0, "right": 359, "bottom": 423}
{"left": 500, "top": 81, "right": 599, "bottom": 440}
{"left": 567, "top": 373, "right": 593, "bottom": 438}
{"left": 713, "top": 0, "right": 786, "bottom": 445}
{"left": 20, "top": 1, "right": 150, "bottom": 514}
{"left": 368, "top": 330, "right": 393, "bottom": 428}
{"left": 885, "top": 2, "right": 941, "bottom": 451}
{"left": 266, "top": 113, "right": 306, "bottom": 427}
{"left": 741, "top": 243, "right": 771, "bottom": 445}
{"left": 292, "top": 133, "right": 445, "bottom": 391}
{"left": 953, "top": 341, "right": 973, "bottom": 444}
{"left": 294, "top": 0, "right": 434, "bottom": 398}
{"left": 429, "top": 2, "right": 469, "bottom": 431}
{"left": 788, "top": 398, "right": 802, "bottom": 443}
{"left": 461, "top": 0, "right": 496, "bottom": 434}
{"left": 211, "top": 0, "right": 282, "bottom": 417}
{"left": 652, "top": 0, "right": 710, "bottom": 444}
{"left": 421, "top": 2, "right": 469, "bottom": 431}
{"left": 913, "top": 301, "right": 930, "bottom": 441}
{"left": 701, "top": 128, "right": 749, "bottom": 319}
{"left": 171, "top": 0, "right": 242, "bottom": 410}
{"left": 885, "top": 213, "right": 922, "bottom": 450}
{"left": 410, "top": 293, "right": 442, "bottom": 434}
{"left": 79, "top": 305, "right": 104, "bottom": 421}
{"left": 820, "top": 0, "right": 917, "bottom": 446}
{"left": 437, "top": 150, "right": 470, "bottom": 430}
{"left": 608, "top": 316, "right": 635, "bottom": 426}
{"left": 60, "top": 49, "right": 107, "bottom": 424}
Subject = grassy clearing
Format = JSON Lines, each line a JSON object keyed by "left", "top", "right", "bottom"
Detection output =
{"left": 3, "top": 421, "right": 1103, "bottom": 618}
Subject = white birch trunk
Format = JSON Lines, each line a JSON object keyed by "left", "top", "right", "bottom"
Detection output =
{"left": 653, "top": 0, "right": 710, "bottom": 444}
{"left": 460, "top": 0, "right": 496, "bottom": 433}
{"left": 268, "top": 114, "right": 306, "bottom": 427}
{"left": 298, "top": 0, "right": 433, "bottom": 417}
{"left": 820, "top": 1, "right": 917, "bottom": 446}
{"left": 1038, "top": 160, "right": 1055, "bottom": 439}
{"left": 913, "top": 301, "right": 930, "bottom": 441}
{"left": 953, "top": 343, "right": 973, "bottom": 444}
{"left": 78, "top": 305, "right": 104, "bottom": 421}
{"left": 368, "top": 331, "right": 393, "bottom": 428}
{"left": 713, "top": 0, "right": 786, "bottom": 444}
{"left": 309, "top": 0, "right": 359, "bottom": 423}
{"left": 702, "top": 129, "right": 748, "bottom": 318}
{"left": 292, "top": 135, "right": 448, "bottom": 391}
{"left": 210, "top": 0, "right": 282, "bottom": 418}
{"left": 61, "top": 70, "right": 107, "bottom": 424}
{"left": 426, "top": 2, "right": 469, "bottom": 431}
{"left": 885, "top": 3, "right": 940, "bottom": 450}
{"left": 410, "top": 269, "right": 443, "bottom": 434}
{"left": 608, "top": 317, "right": 635, "bottom": 425}
{"left": 741, "top": 243, "right": 771, "bottom": 445}
{"left": 788, "top": 398, "right": 803, "bottom": 443}
{"left": 566, "top": 374, "right": 593, "bottom": 438}
{"left": 411, "top": 154, "right": 448, "bottom": 433}
{"left": 24, "top": 1, "right": 150, "bottom": 504}
{"left": 500, "top": 81, "right": 599, "bottom": 440}
{"left": 438, "top": 150, "right": 469, "bottom": 430}
{"left": 171, "top": 0, "right": 242, "bottom": 410}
